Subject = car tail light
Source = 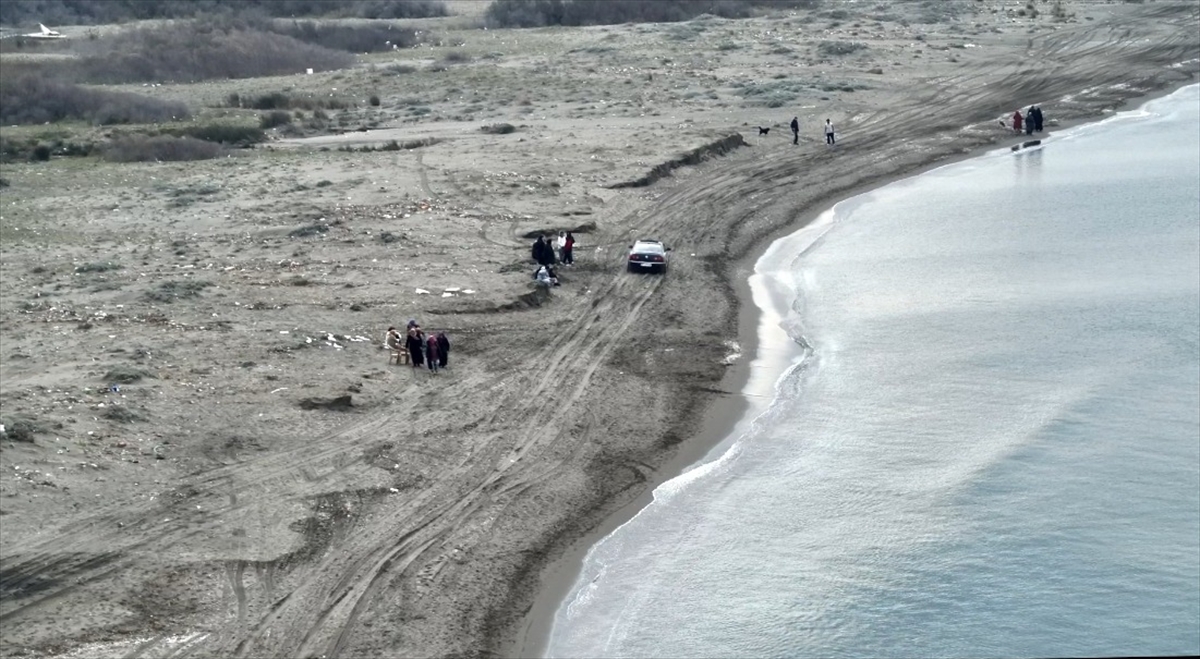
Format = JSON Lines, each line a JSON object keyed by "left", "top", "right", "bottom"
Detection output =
{"left": 651, "top": 255, "right": 663, "bottom": 262}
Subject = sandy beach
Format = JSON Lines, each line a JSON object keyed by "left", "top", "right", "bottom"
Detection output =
{"left": 1, "top": 1, "right": 1197, "bottom": 657}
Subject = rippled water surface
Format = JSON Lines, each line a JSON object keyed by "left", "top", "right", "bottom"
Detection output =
{"left": 547, "top": 85, "right": 1200, "bottom": 659}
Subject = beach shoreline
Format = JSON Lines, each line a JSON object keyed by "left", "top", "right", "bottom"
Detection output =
{"left": 512, "top": 75, "right": 1200, "bottom": 658}
{"left": 0, "top": 2, "right": 1197, "bottom": 658}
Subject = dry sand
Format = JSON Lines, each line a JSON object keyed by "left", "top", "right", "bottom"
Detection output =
{"left": 1, "top": 1, "right": 1197, "bottom": 657}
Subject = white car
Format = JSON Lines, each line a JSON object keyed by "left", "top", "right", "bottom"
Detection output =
{"left": 627, "top": 240, "right": 670, "bottom": 274}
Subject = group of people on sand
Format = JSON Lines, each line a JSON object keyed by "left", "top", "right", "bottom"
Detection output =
{"left": 386, "top": 320, "right": 450, "bottom": 373}
{"left": 1010, "top": 106, "right": 1045, "bottom": 135}
{"left": 531, "top": 231, "right": 576, "bottom": 288}
{"left": 788, "top": 117, "right": 837, "bottom": 146}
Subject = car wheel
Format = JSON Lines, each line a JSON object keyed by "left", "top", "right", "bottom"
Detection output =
{"left": 627, "top": 262, "right": 636, "bottom": 273}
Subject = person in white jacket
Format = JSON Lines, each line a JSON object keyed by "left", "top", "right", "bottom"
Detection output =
{"left": 824, "top": 118, "right": 836, "bottom": 146}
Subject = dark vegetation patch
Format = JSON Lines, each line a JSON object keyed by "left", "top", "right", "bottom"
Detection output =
{"left": 0, "top": 0, "right": 448, "bottom": 25}
{"left": 0, "top": 76, "right": 190, "bottom": 126}
{"left": 104, "top": 365, "right": 154, "bottom": 383}
{"left": 336, "top": 137, "right": 440, "bottom": 152}
{"left": 237, "top": 91, "right": 350, "bottom": 111}
{"left": 260, "top": 110, "right": 293, "bottom": 129}
{"left": 298, "top": 395, "right": 355, "bottom": 411}
{"left": 103, "top": 405, "right": 147, "bottom": 424}
{"left": 817, "top": 40, "right": 868, "bottom": 57}
{"left": 164, "top": 123, "right": 266, "bottom": 147}
{"left": 143, "top": 279, "right": 213, "bottom": 302}
{"left": 1, "top": 415, "right": 46, "bottom": 443}
{"left": 75, "top": 261, "right": 121, "bottom": 273}
{"left": 484, "top": 0, "right": 820, "bottom": 27}
{"left": 269, "top": 20, "right": 419, "bottom": 53}
{"left": 480, "top": 123, "right": 516, "bottom": 134}
{"left": 0, "top": 135, "right": 95, "bottom": 163}
{"left": 102, "top": 136, "right": 225, "bottom": 162}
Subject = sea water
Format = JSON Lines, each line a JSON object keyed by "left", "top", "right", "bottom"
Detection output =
{"left": 546, "top": 85, "right": 1200, "bottom": 658}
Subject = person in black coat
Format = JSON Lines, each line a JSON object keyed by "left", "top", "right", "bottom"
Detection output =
{"left": 532, "top": 235, "right": 546, "bottom": 264}
{"left": 1032, "top": 106, "right": 1044, "bottom": 132}
{"left": 406, "top": 324, "right": 425, "bottom": 368}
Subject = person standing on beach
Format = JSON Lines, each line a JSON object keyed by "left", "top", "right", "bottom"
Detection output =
{"left": 563, "top": 231, "right": 576, "bottom": 265}
{"left": 1025, "top": 106, "right": 1036, "bottom": 135}
{"left": 1012, "top": 109, "right": 1024, "bottom": 134}
{"left": 436, "top": 331, "right": 450, "bottom": 368}
{"left": 790, "top": 116, "right": 800, "bottom": 145}
{"left": 407, "top": 323, "right": 425, "bottom": 368}
{"left": 556, "top": 232, "right": 567, "bottom": 263}
{"left": 824, "top": 118, "right": 836, "bottom": 146}
{"left": 425, "top": 333, "right": 440, "bottom": 373}
{"left": 532, "top": 235, "right": 547, "bottom": 265}
{"left": 1033, "top": 106, "right": 1045, "bottom": 132}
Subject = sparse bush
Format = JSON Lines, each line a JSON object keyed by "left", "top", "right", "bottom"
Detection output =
{"left": 268, "top": 21, "right": 419, "bottom": 53}
{"left": 247, "top": 91, "right": 350, "bottom": 111}
{"left": 143, "top": 279, "right": 212, "bottom": 302}
{"left": 260, "top": 110, "right": 293, "bottom": 129}
{"left": 0, "top": 75, "right": 190, "bottom": 126}
{"left": 369, "top": 95, "right": 381, "bottom": 107}
{"left": 103, "top": 136, "right": 224, "bottom": 162}
{"left": 733, "top": 80, "right": 808, "bottom": 107}
{"left": 381, "top": 63, "right": 417, "bottom": 76}
{"left": 103, "top": 406, "right": 147, "bottom": 423}
{"left": 480, "top": 123, "right": 516, "bottom": 134}
{"left": 0, "top": 414, "right": 45, "bottom": 442}
{"left": 104, "top": 365, "right": 153, "bottom": 383}
{"left": 170, "top": 123, "right": 266, "bottom": 146}
{"left": 442, "top": 50, "right": 470, "bottom": 63}
{"left": 817, "top": 40, "right": 867, "bottom": 56}
{"left": 226, "top": 92, "right": 241, "bottom": 107}
{"left": 75, "top": 261, "right": 121, "bottom": 273}
{"left": 31, "top": 145, "right": 51, "bottom": 161}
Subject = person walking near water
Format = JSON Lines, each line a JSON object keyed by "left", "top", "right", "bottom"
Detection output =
{"left": 1012, "top": 109, "right": 1023, "bottom": 134}
{"left": 824, "top": 118, "right": 836, "bottom": 146}
{"left": 790, "top": 116, "right": 800, "bottom": 145}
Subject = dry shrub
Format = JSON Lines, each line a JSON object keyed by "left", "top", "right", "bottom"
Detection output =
{"left": 170, "top": 124, "right": 266, "bottom": 146}
{"left": 0, "top": 75, "right": 190, "bottom": 125}
{"left": 68, "top": 23, "right": 354, "bottom": 84}
{"left": 0, "top": 0, "right": 447, "bottom": 25}
{"left": 485, "top": 0, "right": 820, "bottom": 27}
{"left": 102, "top": 136, "right": 224, "bottom": 163}
{"left": 260, "top": 111, "right": 294, "bottom": 129}
{"left": 269, "top": 21, "right": 419, "bottom": 53}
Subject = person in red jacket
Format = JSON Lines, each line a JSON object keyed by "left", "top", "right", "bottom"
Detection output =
{"left": 563, "top": 232, "right": 576, "bottom": 265}
{"left": 1012, "top": 109, "right": 1024, "bottom": 133}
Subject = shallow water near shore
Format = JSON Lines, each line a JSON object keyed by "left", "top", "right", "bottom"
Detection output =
{"left": 547, "top": 85, "right": 1200, "bottom": 658}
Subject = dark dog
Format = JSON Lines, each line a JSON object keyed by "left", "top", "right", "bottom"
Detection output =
{"left": 758, "top": 126, "right": 770, "bottom": 135}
